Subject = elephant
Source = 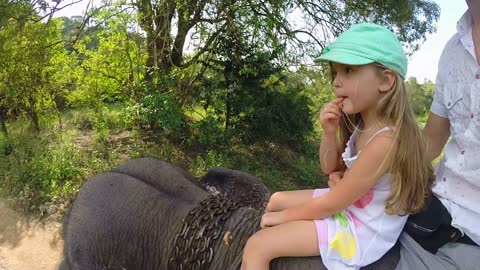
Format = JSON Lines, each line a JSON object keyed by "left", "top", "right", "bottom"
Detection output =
{"left": 59, "top": 158, "right": 400, "bottom": 270}
{"left": 199, "top": 167, "right": 271, "bottom": 209}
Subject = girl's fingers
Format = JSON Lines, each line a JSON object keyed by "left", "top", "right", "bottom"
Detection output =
{"left": 323, "top": 112, "right": 340, "bottom": 121}
{"left": 328, "top": 171, "right": 343, "bottom": 188}
{"left": 335, "top": 99, "right": 344, "bottom": 110}
{"left": 322, "top": 105, "right": 341, "bottom": 117}
{"left": 328, "top": 180, "right": 337, "bottom": 188}
{"left": 333, "top": 97, "right": 344, "bottom": 104}
{"left": 330, "top": 171, "right": 342, "bottom": 179}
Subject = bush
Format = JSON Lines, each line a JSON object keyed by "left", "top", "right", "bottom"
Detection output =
{"left": 237, "top": 89, "right": 314, "bottom": 146}
{"left": 139, "top": 92, "right": 185, "bottom": 138}
{"left": 71, "top": 109, "right": 96, "bottom": 130}
{"left": 292, "top": 156, "right": 323, "bottom": 188}
{"left": 0, "top": 133, "right": 84, "bottom": 212}
{"left": 187, "top": 115, "right": 224, "bottom": 148}
{"left": 189, "top": 151, "right": 232, "bottom": 177}
{"left": 0, "top": 135, "right": 13, "bottom": 156}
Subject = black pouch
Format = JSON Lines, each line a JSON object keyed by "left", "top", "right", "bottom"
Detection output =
{"left": 405, "top": 195, "right": 462, "bottom": 253}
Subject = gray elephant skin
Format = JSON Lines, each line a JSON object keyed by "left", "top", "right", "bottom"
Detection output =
{"left": 59, "top": 158, "right": 399, "bottom": 270}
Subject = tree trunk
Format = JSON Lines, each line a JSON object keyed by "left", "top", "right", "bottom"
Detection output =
{"left": 154, "top": 1, "right": 176, "bottom": 75}
{"left": 28, "top": 95, "right": 40, "bottom": 132}
{"left": 56, "top": 107, "right": 62, "bottom": 130}
{"left": 0, "top": 115, "right": 7, "bottom": 136}
{"left": 137, "top": 0, "right": 177, "bottom": 82}
{"left": 144, "top": 31, "right": 156, "bottom": 83}
{"left": 31, "top": 110, "right": 40, "bottom": 132}
{"left": 224, "top": 61, "right": 234, "bottom": 137}
{"left": 225, "top": 91, "right": 231, "bottom": 132}
{"left": 0, "top": 100, "right": 8, "bottom": 136}
{"left": 124, "top": 31, "right": 135, "bottom": 84}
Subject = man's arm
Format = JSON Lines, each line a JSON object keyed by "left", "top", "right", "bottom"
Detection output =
{"left": 423, "top": 112, "right": 450, "bottom": 162}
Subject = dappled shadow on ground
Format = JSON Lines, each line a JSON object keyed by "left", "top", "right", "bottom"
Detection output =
{"left": 0, "top": 199, "right": 63, "bottom": 270}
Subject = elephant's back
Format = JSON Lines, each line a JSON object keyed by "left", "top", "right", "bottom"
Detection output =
{"left": 63, "top": 172, "right": 195, "bottom": 270}
{"left": 113, "top": 158, "right": 209, "bottom": 203}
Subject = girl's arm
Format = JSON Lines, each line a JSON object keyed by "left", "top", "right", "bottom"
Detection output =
{"left": 284, "top": 132, "right": 396, "bottom": 222}
{"left": 319, "top": 98, "right": 344, "bottom": 174}
{"left": 319, "top": 133, "right": 339, "bottom": 174}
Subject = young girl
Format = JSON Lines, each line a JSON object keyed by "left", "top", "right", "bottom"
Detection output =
{"left": 241, "top": 23, "right": 433, "bottom": 270}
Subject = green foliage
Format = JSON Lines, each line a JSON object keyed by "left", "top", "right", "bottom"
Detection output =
{"left": 0, "top": 17, "right": 68, "bottom": 131}
{"left": 407, "top": 77, "right": 435, "bottom": 118}
{"left": 193, "top": 43, "right": 314, "bottom": 146}
{"left": 239, "top": 80, "right": 314, "bottom": 145}
{"left": 189, "top": 151, "right": 233, "bottom": 177}
{"left": 0, "top": 132, "right": 84, "bottom": 212}
{"left": 292, "top": 156, "right": 323, "bottom": 186}
{"left": 288, "top": 66, "right": 337, "bottom": 137}
{"left": 187, "top": 115, "right": 224, "bottom": 148}
{"left": 69, "top": 109, "right": 96, "bottom": 130}
{"left": 68, "top": 104, "right": 134, "bottom": 132}
{"left": 0, "top": 134, "right": 13, "bottom": 156}
{"left": 293, "top": 66, "right": 336, "bottom": 109}
{"left": 291, "top": 143, "right": 324, "bottom": 187}
{"left": 135, "top": 0, "right": 439, "bottom": 80}
{"left": 139, "top": 92, "right": 185, "bottom": 138}
{"left": 329, "top": 0, "right": 440, "bottom": 53}
{"left": 67, "top": 7, "right": 147, "bottom": 108}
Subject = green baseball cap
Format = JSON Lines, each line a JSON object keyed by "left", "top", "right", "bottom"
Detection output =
{"left": 317, "top": 23, "right": 408, "bottom": 78}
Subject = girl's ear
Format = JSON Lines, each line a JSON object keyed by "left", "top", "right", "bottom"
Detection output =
{"left": 379, "top": 69, "right": 396, "bottom": 93}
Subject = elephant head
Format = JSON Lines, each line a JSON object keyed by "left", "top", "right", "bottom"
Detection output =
{"left": 199, "top": 167, "right": 270, "bottom": 209}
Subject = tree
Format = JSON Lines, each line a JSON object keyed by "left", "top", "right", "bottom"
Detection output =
{"left": 406, "top": 77, "right": 435, "bottom": 119}
{"left": 0, "top": 0, "right": 83, "bottom": 132}
{"left": 68, "top": 6, "right": 147, "bottom": 109}
{"left": 0, "top": 18, "right": 68, "bottom": 131}
{"left": 133, "top": 0, "right": 440, "bottom": 82}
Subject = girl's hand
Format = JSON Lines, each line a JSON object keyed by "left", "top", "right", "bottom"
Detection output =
{"left": 260, "top": 211, "right": 285, "bottom": 229}
{"left": 328, "top": 171, "right": 344, "bottom": 188}
{"left": 319, "top": 98, "right": 344, "bottom": 135}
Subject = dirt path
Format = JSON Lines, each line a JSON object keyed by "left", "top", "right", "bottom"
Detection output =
{"left": 0, "top": 200, "right": 63, "bottom": 270}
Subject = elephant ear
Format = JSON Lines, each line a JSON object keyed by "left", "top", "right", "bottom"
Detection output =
{"left": 199, "top": 168, "right": 270, "bottom": 210}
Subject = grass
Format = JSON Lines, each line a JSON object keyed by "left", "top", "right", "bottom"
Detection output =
{"left": 0, "top": 104, "right": 326, "bottom": 216}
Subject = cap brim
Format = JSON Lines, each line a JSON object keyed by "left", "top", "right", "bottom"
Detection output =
{"left": 316, "top": 50, "right": 374, "bottom": 66}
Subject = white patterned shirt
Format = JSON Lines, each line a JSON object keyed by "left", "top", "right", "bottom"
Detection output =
{"left": 430, "top": 10, "right": 480, "bottom": 245}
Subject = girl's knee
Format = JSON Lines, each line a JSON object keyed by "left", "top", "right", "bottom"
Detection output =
{"left": 242, "top": 234, "right": 272, "bottom": 270}
{"left": 243, "top": 233, "right": 271, "bottom": 260}
{"left": 266, "top": 192, "right": 284, "bottom": 212}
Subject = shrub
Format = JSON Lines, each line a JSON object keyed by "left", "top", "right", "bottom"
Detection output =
{"left": 187, "top": 115, "right": 224, "bottom": 148}
{"left": 139, "top": 92, "right": 185, "bottom": 138}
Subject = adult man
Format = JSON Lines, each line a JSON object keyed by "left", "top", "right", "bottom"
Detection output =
{"left": 399, "top": 2, "right": 480, "bottom": 269}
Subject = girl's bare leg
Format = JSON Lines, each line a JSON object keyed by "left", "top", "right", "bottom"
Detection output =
{"left": 241, "top": 220, "right": 320, "bottom": 270}
{"left": 266, "top": 189, "right": 326, "bottom": 212}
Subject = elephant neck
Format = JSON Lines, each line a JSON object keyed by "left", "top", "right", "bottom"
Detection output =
{"left": 211, "top": 207, "right": 262, "bottom": 270}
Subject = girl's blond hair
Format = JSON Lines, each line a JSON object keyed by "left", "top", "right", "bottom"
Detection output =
{"left": 335, "top": 65, "right": 433, "bottom": 215}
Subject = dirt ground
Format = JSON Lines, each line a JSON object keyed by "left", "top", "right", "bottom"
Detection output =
{"left": 0, "top": 200, "right": 63, "bottom": 270}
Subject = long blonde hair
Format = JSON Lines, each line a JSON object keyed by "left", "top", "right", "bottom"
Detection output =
{"left": 335, "top": 64, "right": 433, "bottom": 215}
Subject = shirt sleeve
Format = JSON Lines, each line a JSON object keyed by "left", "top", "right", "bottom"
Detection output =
{"left": 430, "top": 83, "right": 448, "bottom": 118}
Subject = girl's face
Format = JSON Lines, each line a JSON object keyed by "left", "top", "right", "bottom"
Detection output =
{"left": 331, "top": 63, "right": 390, "bottom": 115}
